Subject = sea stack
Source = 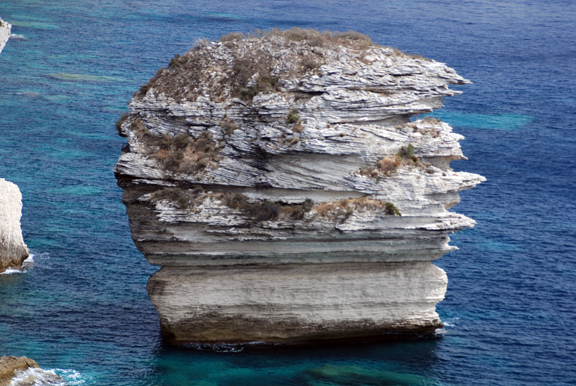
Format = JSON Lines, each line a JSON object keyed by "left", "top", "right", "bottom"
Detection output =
{"left": 114, "top": 28, "right": 485, "bottom": 344}
{"left": 0, "top": 179, "right": 30, "bottom": 273}
{"left": 0, "top": 18, "right": 10, "bottom": 54}
{"left": 0, "top": 21, "right": 30, "bottom": 273}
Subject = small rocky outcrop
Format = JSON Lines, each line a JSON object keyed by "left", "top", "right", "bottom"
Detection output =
{"left": 114, "top": 28, "right": 485, "bottom": 344}
{"left": 0, "top": 18, "right": 10, "bottom": 54}
{"left": 0, "top": 179, "right": 29, "bottom": 273}
{"left": 0, "top": 356, "right": 62, "bottom": 386}
{"left": 0, "top": 356, "right": 38, "bottom": 386}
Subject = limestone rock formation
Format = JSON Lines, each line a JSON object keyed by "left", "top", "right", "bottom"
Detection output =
{"left": 0, "top": 18, "right": 10, "bottom": 54}
{"left": 0, "top": 22, "right": 28, "bottom": 274}
{"left": 0, "top": 356, "right": 38, "bottom": 386}
{"left": 0, "top": 179, "right": 29, "bottom": 273}
{"left": 114, "top": 29, "right": 485, "bottom": 344}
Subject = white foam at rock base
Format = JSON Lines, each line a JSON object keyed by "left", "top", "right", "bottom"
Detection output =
{"left": 0, "top": 255, "right": 35, "bottom": 275}
{"left": 10, "top": 368, "right": 87, "bottom": 386}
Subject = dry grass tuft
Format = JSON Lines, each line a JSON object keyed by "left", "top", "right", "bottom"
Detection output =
{"left": 219, "top": 117, "right": 239, "bottom": 135}
{"left": 221, "top": 193, "right": 315, "bottom": 222}
{"left": 286, "top": 109, "right": 299, "bottom": 124}
{"left": 134, "top": 28, "right": 388, "bottom": 103}
{"left": 127, "top": 116, "right": 222, "bottom": 174}
{"left": 359, "top": 144, "right": 425, "bottom": 180}
{"left": 116, "top": 112, "right": 128, "bottom": 132}
{"left": 313, "top": 197, "right": 401, "bottom": 219}
{"left": 231, "top": 51, "right": 279, "bottom": 100}
{"left": 219, "top": 32, "right": 244, "bottom": 42}
{"left": 149, "top": 186, "right": 204, "bottom": 212}
{"left": 221, "top": 192, "right": 279, "bottom": 221}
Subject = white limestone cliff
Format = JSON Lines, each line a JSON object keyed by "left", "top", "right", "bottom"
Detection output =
{"left": 0, "top": 22, "right": 28, "bottom": 274}
{"left": 114, "top": 29, "right": 485, "bottom": 344}
{"left": 0, "top": 18, "right": 10, "bottom": 54}
{"left": 0, "top": 179, "right": 29, "bottom": 273}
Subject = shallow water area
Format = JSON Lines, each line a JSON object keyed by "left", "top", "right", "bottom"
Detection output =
{"left": 424, "top": 111, "right": 535, "bottom": 131}
{"left": 1, "top": 0, "right": 576, "bottom": 385}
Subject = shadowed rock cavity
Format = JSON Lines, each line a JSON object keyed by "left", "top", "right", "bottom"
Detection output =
{"left": 114, "top": 28, "right": 485, "bottom": 345}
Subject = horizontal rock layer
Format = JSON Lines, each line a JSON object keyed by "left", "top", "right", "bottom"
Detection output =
{"left": 115, "top": 29, "right": 485, "bottom": 344}
{"left": 149, "top": 262, "right": 447, "bottom": 343}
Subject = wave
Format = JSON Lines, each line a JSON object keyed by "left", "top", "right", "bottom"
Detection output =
{"left": 0, "top": 255, "right": 35, "bottom": 275}
{"left": 1, "top": 267, "right": 24, "bottom": 275}
{"left": 10, "top": 368, "right": 88, "bottom": 386}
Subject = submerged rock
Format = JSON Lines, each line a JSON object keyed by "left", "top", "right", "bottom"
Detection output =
{"left": 114, "top": 28, "right": 485, "bottom": 344}
{"left": 0, "top": 18, "right": 10, "bottom": 54}
{"left": 0, "top": 179, "right": 29, "bottom": 273}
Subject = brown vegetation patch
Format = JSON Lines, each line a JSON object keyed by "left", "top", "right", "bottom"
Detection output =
{"left": 278, "top": 27, "right": 373, "bottom": 49}
{"left": 150, "top": 186, "right": 205, "bottom": 212}
{"left": 222, "top": 192, "right": 280, "bottom": 221}
{"left": 313, "top": 197, "right": 401, "bottom": 219}
{"left": 133, "top": 28, "right": 399, "bottom": 104}
{"left": 312, "top": 197, "right": 402, "bottom": 221}
{"left": 135, "top": 49, "right": 232, "bottom": 102}
{"left": 220, "top": 193, "right": 314, "bottom": 222}
{"left": 279, "top": 198, "right": 314, "bottom": 220}
{"left": 149, "top": 188, "right": 402, "bottom": 223}
{"left": 358, "top": 144, "right": 424, "bottom": 180}
{"left": 219, "top": 117, "right": 239, "bottom": 135}
{"left": 127, "top": 116, "right": 223, "bottom": 174}
{"left": 116, "top": 112, "right": 128, "bottom": 133}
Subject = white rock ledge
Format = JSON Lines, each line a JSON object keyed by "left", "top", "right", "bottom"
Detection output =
{"left": 114, "top": 29, "right": 485, "bottom": 344}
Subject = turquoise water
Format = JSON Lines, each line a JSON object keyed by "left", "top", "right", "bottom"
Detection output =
{"left": 1, "top": 0, "right": 575, "bottom": 384}
{"left": 424, "top": 111, "right": 534, "bottom": 131}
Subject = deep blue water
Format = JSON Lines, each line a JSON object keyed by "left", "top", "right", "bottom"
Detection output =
{"left": 1, "top": 0, "right": 575, "bottom": 384}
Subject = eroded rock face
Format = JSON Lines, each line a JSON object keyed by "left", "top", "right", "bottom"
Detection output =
{"left": 0, "top": 356, "right": 38, "bottom": 386}
{"left": 0, "top": 18, "right": 10, "bottom": 54}
{"left": 0, "top": 179, "right": 29, "bottom": 273}
{"left": 0, "top": 22, "right": 28, "bottom": 274}
{"left": 114, "top": 29, "right": 485, "bottom": 344}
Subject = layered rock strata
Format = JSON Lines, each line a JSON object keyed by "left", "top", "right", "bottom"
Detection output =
{"left": 115, "top": 29, "right": 485, "bottom": 344}
{"left": 0, "top": 18, "right": 10, "bottom": 54}
{"left": 0, "top": 179, "right": 29, "bottom": 273}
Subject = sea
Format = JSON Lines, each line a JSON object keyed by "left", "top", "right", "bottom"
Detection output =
{"left": 0, "top": 0, "right": 575, "bottom": 385}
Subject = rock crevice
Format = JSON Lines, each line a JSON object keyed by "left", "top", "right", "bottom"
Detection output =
{"left": 114, "top": 29, "right": 485, "bottom": 344}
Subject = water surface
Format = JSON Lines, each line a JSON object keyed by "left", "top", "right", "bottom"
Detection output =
{"left": 1, "top": 0, "right": 575, "bottom": 384}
